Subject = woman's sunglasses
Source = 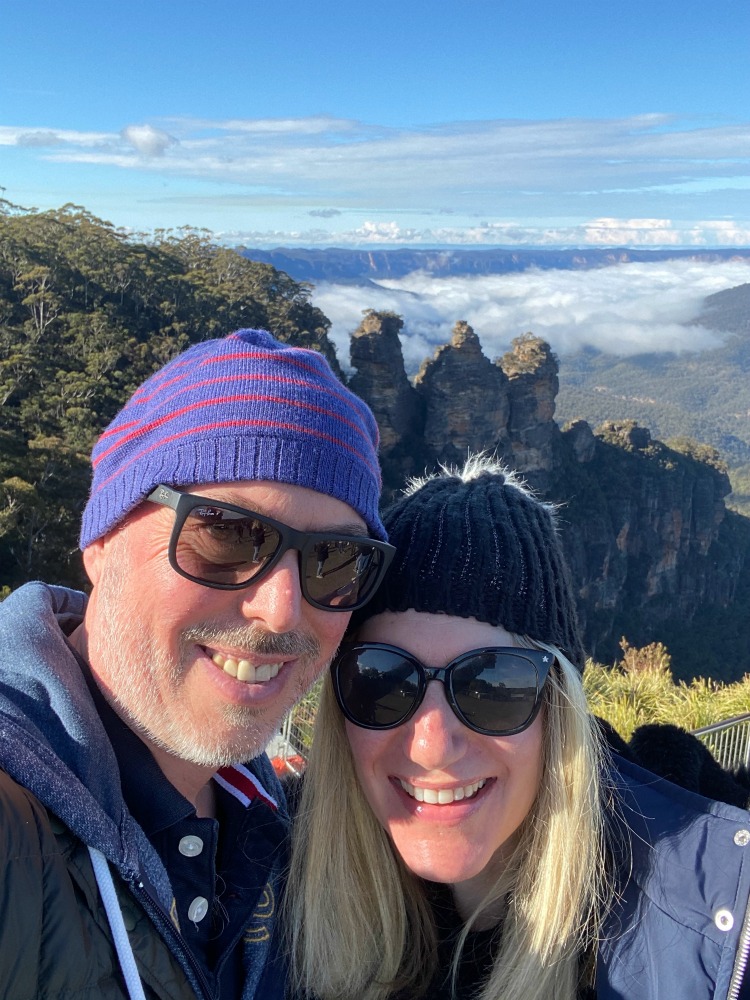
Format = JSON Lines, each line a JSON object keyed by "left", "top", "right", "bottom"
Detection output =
{"left": 146, "top": 485, "right": 395, "bottom": 612}
{"left": 331, "top": 642, "right": 554, "bottom": 736}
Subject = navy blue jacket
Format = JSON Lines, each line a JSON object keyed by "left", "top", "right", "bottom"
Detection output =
{"left": 597, "top": 754, "right": 750, "bottom": 998}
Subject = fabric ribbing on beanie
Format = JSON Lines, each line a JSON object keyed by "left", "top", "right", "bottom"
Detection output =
{"left": 351, "top": 468, "right": 585, "bottom": 671}
{"left": 80, "top": 329, "right": 385, "bottom": 546}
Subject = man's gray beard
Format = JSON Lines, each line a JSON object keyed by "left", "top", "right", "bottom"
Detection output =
{"left": 92, "top": 548, "right": 323, "bottom": 767}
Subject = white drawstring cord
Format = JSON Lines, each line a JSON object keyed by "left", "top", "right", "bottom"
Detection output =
{"left": 88, "top": 845, "right": 147, "bottom": 1000}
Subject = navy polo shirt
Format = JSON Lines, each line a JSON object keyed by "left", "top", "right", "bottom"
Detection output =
{"left": 78, "top": 654, "right": 286, "bottom": 999}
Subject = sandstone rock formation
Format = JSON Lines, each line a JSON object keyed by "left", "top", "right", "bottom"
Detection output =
{"left": 501, "top": 334, "right": 561, "bottom": 490}
{"left": 414, "top": 321, "right": 510, "bottom": 467}
{"left": 348, "top": 310, "right": 426, "bottom": 485}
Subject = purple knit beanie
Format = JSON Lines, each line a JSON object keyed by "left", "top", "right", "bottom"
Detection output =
{"left": 80, "top": 328, "right": 385, "bottom": 547}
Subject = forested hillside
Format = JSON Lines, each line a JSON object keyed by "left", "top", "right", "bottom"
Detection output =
{"left": 0, "top": 202, "right": 336, "bottom": 591}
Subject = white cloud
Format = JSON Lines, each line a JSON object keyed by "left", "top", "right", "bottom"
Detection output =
{"left": 15, "top": 131, "right": 64, "bottom": 148}
{"left": 207, "top": 116, "right": 357, "bottom": 136}
{"left": 121, "top": 124, "right": 175, "bottom": 157}
{"left": 313, "top": 260, "right": 750, "bottom": 372}
{"left": 0, "top": 125, "right": 116, "bottom": 147}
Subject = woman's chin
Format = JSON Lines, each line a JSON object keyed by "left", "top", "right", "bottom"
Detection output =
{"left": 397, "top": 848, "right": 494, "bottom": 887}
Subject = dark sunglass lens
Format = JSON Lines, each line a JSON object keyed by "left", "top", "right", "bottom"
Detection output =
{"left": 336, "top": 649, "right": 420, "bottom": 728}
{"left": 451, "top": 652, "right": 539, "bottom": 734}
{"left": 176, "top": 506, "right": 281, "bottom": 585}
{"left": 304, "top": 541, "right": 384, "bottom": 609}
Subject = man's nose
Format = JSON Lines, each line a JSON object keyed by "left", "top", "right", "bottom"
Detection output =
{"left": 239, "top": 549, "right": 304, "bottom": 633}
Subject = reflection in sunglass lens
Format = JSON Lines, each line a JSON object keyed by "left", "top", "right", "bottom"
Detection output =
{"left": 175, "top": 506, "right": 281, "bottom": 585}
{"left": 450, "top": 653, "right": 538, "bottom": 733}
{"left": 336, "top": 649, "right": 420, "bottom": 727}
{"left": 303, "top": 542, "right": 384, "bottom": 609}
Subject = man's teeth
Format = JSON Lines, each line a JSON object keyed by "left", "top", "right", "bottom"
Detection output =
{"left": 399, "top": 778, "right": 487, "bottom": 804}
{"left": 211, "top": 652, "right": 281, "bottom": 684}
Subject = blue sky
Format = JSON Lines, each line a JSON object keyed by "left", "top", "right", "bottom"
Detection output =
{"left": 3, "top": 0, "right": 750, "bottom": 247}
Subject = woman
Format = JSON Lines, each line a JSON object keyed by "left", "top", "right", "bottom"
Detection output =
{"left": 286, "top": 456, "right": 750, "bottom": 1000}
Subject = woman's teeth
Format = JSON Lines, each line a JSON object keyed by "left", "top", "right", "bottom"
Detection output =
{"left": 399, "top": 778, "right": 487, "bottom": 804}
{"left": 211, "top": 652, "right": 281, "bottom": 684}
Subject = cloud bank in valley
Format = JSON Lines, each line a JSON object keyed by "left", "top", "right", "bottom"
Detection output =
{"left": 312, "top": 260, "right": 750, "bottom": 373}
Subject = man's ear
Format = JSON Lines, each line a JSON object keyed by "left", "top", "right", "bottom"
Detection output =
{"left": 82, "top": 537, "right": 107, "bottom": 586}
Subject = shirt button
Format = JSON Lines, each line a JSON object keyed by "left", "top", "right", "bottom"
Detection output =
{"left": 715, "top": 908, "right": 734, "bottom": 932}
{"left": 178, "top": 835, "right": 204, "bottom": 857}
{"left": 734, "top": 829, "right": 750, "bottom": 847}
{"left": 188, "top": 896, "right": 209, "bottom": 923}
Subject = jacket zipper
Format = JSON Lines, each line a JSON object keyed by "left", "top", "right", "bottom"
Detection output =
{"left": 728, "top": 892, "right": 750, "bottom": 1000}
{"left": 126, "top": 873, "right": 216, "bottom": 1000}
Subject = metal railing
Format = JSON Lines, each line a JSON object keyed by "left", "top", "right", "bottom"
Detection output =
{"left": 268, "top": 681, "right": 322, "bottom": 775}
{"left": 693, "top": 713, "right": 750, "bottom": 772}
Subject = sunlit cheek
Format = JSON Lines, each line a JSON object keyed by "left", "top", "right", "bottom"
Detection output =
{"left": 312, "top": 608, "right": 352, "bottom": 653}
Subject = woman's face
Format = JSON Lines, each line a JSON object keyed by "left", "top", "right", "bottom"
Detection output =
{"left": 345, "top": 610, "right": 545, "bottom": 895}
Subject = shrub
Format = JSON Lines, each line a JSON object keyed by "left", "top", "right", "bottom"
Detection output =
{"left": 584, "top": 638, "right": 750, "bottom": 739}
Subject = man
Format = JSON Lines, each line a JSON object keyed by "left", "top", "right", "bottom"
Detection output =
{"left": 0, "top": 328, "right": 392, "bottom": 999}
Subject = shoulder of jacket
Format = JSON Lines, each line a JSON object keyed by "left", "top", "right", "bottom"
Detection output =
{"left": 609, "top": 750, "right": 750, "bottom": 821}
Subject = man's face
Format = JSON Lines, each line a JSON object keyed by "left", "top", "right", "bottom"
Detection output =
{"left": 82, "top": 481, "right": 367, "bottom": 769}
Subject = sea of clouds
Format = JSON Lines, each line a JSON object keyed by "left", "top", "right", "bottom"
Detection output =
{"left": 311, "top": 259, "right": 750, "bottom": 374}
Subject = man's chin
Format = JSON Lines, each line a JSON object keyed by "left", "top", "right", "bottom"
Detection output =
{"left": 157, "top": 726, "right": 273, "bottom": 769}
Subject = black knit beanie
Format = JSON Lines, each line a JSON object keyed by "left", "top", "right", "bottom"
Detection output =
{"left": 352, "top": 458, "right": 586, "bottom": 672}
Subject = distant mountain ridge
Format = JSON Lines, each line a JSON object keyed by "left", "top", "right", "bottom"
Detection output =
{"left": 241, "top": 246, "right": 750, "bottom": 282}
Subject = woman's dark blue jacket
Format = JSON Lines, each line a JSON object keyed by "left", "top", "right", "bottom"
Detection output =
{"left": 597, "top": 752, "right": 750, "bottom": 999}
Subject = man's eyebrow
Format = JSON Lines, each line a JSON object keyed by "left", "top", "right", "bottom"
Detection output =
{"left": 326, "top": 521, "right": 373, "bottom": 536}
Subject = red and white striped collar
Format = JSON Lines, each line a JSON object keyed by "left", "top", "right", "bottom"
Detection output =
{"left": 214, "top": 763, "right": 279, "bottom": 811}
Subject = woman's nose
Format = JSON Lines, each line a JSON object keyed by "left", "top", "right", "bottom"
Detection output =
{"left": 404, "top": 680, "right": 468, "bottom": 771}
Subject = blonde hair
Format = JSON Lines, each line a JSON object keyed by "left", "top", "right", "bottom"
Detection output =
{"left": 285, "top": 642, "right": 611, "bottom": 1000}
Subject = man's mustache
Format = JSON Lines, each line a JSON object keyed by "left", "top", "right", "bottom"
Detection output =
{"left": 183, "top": 622, "right": 321, "bottom": 659}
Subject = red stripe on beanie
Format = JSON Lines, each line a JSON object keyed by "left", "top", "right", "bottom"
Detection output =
{"left": 130, "top": 357, "right": 195, "bottom": 401}
{"left": 200, "top": 348, "right": 376, "bottom": 425}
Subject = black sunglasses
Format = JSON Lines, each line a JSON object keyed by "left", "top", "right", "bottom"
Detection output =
{"left": 146, "top": 485, "right": 395, "bottom": 612}
{"left": 331, "top": 642, "right": 554, "bottom": 736}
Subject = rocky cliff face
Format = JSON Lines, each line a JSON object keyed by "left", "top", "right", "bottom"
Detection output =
{"left": 552, "top": 422, "right": 745, "bottom": 669}
{"left": 345, "top": 311, "right": 750, "bottom": 679}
